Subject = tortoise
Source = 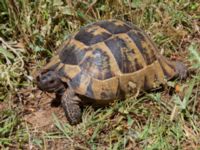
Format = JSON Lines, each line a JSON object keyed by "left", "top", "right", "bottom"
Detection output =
{"left": 36, "top": 19, "right": 187, "bottom": 125}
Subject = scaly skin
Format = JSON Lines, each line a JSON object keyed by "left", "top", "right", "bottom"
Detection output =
{"left": 174, "top": 61, "right": 187, "bottom": 80}
{"left": 61, "top": 88, "right": 82, "bottom": 125}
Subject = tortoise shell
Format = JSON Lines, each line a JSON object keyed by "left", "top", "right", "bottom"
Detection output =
{"left": 43, "top": 20, "right": 177, "bottom": 100}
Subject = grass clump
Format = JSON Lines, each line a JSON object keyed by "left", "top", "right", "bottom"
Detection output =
{"left": 0, "top": 109, "right": 28, "bottom": 148}
{"left": 0, "top": 38, "right": 26, "bottom": 101}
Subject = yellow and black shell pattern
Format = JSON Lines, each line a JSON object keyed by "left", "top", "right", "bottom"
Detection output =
{"left": 44, "top": 20, "right": 177, "bottom": 100}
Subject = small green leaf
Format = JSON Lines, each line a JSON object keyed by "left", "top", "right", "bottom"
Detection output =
{"left": 0, "top": 47, "right": 15, "bottom": 60}
{"left": 127, "top": 115, "right": 134, "bottom": 127}
{"left": 32, "top": 138, "right": 43, "bottom": 148}
{"left": 188, "top": 43, "right": 200, "bottom": 69}
{"left": 173, "top": 80, "right": 195, "bottom": 110}
{"left": 131, "top": 0, "right": 142, "bottom": 8}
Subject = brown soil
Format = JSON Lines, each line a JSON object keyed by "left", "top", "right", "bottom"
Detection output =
{"left": 16, "top": 87, "right": 68, "bottom": 130}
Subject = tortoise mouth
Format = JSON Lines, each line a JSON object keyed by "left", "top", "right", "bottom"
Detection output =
{"left": 37, "top": 83, "right": 54, "bottom": 92}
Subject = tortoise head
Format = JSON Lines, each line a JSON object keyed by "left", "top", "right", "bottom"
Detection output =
{"left": 36, "top": 69, "right": 64, "bottom": 93}
{"left": 36, "top": 55, "right": 66, "bottom": 93}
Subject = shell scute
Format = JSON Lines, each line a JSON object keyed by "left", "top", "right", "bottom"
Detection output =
{"left": 96, "top": 20, "right": 132, "bottom": 34}
{"left": 127, "top": 30, "right": 157, "bottom": 65}
{"left": 74, "top": 24, "right": 112, "bottom": 46}
{"left": 79, "top": 48, "right": 113, "bottom": 80}
{"left": 59, "top": 39, "right": 90, "bottom": 65}
{"left": 105, "top": 35, "right": 143, "bottom": 73}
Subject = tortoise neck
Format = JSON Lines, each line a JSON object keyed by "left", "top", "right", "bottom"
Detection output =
{"left": 55, "top": 83, "right": 66, "bottom": 96}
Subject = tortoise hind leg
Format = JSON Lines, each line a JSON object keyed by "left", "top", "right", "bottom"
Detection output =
{"left": 158, "top": 55, "right": 187, "bottom": 80}
{"left": 173, "top": 61, "right": 187, "bottom": 80}
{"left": 61, "top": 88, "right": 82, "bottom": 125}
{"left": 128, "top": 81, "right": 140, "bottom": 98}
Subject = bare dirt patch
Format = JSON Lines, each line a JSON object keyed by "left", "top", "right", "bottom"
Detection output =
{"left": 16, "top": 88, "right": 67, "bottom": 130}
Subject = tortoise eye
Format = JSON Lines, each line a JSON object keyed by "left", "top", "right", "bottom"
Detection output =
{"left": 47, "top": 72, "right": 52, "bottom": 77}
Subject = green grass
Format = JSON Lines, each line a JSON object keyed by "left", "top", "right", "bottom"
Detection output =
{"left": 0, "top": 0, "right": 200, "bottom": 149}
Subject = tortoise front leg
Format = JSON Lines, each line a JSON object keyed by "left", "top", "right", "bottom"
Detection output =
{"left": 61, "top": 88, "right": 82, "bottom": 125}
{"left": 51, "top": 93, "right": 62, "bottom": 107}
{"left": 51, "top": 88, "right": 65, "bottom": 107}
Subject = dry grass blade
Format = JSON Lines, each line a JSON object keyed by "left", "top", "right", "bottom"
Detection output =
{"left": 0, "top": 37, "right": 24, "bottom": 67}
